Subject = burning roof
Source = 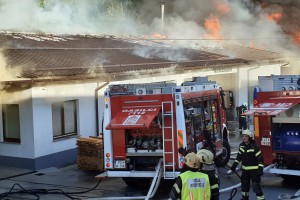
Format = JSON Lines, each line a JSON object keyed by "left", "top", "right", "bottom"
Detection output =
{"left": 0, "top": 32, "right": 285, "bottom": 86}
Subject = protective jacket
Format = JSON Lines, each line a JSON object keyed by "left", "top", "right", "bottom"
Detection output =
{"left": 200, "top": 164, "right": 219, "bottom": 200}
{"left": 232, "top": 141, "right": 264, "bottom": 171}
{"left": 169, "top": 169, "right": 211, "bottom": 200}
{"left": 231, "top": 140, "right": 265, "bottom": 200}
{"left": 237, "top": 105, "right": 247, "bottom": 134}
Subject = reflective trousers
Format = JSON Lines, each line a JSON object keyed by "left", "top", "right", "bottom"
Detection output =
{"left": 241, "top": 170, "right": 265, "bottom": 200}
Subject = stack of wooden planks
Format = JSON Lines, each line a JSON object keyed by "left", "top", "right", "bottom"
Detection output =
{"left": 77, "top": 136, "right": 104, "bottom": 172}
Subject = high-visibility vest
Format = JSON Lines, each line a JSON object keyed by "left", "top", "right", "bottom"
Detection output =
{"left": 180, "top": 171, "right": 211, "bottom": 200}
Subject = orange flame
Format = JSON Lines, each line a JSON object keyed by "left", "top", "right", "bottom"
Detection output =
{"left": 267, "top": 12, "right": 282, "bottom": 22}
{"left": 248, "top": 41, "right": 265, "bottom": 50}
{"left": 249, "top": 41, "right": 255, "bottom": 48}
{"left": 204, "top": 14, "right": 222, "bottom": 39}
{"left": 142, "top": 33, "right": 167, "bottom": 40}
{"left": 152, "top": 33, "right": 167, "bottom": 39}
{"left": 214, "top": 0, "right": 230, "bottom": 15}
{"left": 294, "top": 32, "right": 300, "bottom": 45}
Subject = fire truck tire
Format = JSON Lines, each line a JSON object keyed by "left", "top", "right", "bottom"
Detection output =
{"left": 122, "top": 177, "right": 152, "bottom": 188}
{"left": 215, "top": 140, "right": 231, "bottom": 167}
{"left": 280, "top": 174, "right": 299, "bottom": 183}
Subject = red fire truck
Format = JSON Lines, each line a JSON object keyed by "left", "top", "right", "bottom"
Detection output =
{"left": 99, "top": 77, "right": 231, "bottom": 185}
{"left": 244, "top": 75, "right": 300, "bottom": 180}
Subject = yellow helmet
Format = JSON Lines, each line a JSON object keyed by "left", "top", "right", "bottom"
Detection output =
{"left": 184, "top": 152, "right": 200, "bottom": 169}
{"left": 242, "top": 129, "right": 253, "bottom": 138}
{"left": 197, "top": 149, "right": 214, "bottom": 165}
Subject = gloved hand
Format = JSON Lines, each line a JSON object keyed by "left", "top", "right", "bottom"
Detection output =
{"left": 231, "top": 163, "right": 238, "bottom": 172}
{"left": 178, "top": 147, "right": 188, "bottom": 157}
{"left": 258, "top": 166, "right": 264, "bottom": 176}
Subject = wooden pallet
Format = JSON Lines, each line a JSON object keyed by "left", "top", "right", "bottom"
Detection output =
{"left": 77, "top": 136, "right": 104, "bottom": 172}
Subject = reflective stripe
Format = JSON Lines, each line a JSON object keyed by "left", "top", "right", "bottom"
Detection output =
{"left": 258, "top": 164, "right": 264, "bottom": 167}
{"left": 234, "top": 160, "right": 239, "bottom": 164}
{"left": 242, "top": 191, "right": 249, "bottom": 196}
{"left": 178, "top": 131, "right": 184, "bottom": 148}
{"left": 211, "top": 184, "right": 219, "bottom": 189}
{"left": 174, "top": 183, "right": 180, "bottom": 194}
{"left": 239, "top": 147, "right": 245, "bottom": 152}
{"left": 247, "top": 149, "right": 254, "bottom": 152}
{"left": 190, "top": 191, "right": 194, "bottom": 200}
{"left": 257, "top": 195, "right": 265, "bottom": 200}
{"left": 242, "top": 165, "right": 259, "bottom": 170}
{"left": 240, "top": 116, "right": 246, "bottom": 118}
{"left": 255, "top": 151, "right": 261, "bottom": 157}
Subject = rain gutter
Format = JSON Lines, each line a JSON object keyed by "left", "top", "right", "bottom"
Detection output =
{"left": 95, "top": 81, "right": 110, "bottom": 136}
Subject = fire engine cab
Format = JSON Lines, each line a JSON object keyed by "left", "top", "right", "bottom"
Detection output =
{"left": 99, "top": 77, "right": 231, "bottom": 185}
{"left": 244, "top": 75, "right": 300, "bottom": 180}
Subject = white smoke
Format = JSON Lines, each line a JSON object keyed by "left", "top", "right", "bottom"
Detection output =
{"left": 0, "top": 0, "right": 299, "bottom": 63}
{"left": 0, "top": 0, "right": 298, "bottom": 50}
{"left": 133, "top": 45, "right": 188, "bottom": 61}
{"left": 0, "top": 0, "right": 149, "bottom": 35}
{"left": 0, "top": 50, "right": 14, "bottom": 82}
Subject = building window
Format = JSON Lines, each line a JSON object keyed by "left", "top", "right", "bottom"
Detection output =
{"left": 2, "top": 104, "right": 21, "bottom": 143}
{"left": 52, "top": 100, "right": 78, "bottom": 140}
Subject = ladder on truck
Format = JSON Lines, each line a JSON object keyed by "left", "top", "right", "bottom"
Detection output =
{"left": 162, "top": 101, "right": 175, "bottom": 179}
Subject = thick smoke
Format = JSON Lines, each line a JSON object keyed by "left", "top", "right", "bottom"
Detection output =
{"left": 0, "top": 0, "right": 149, "bottom": 35}
{"left": 257, "top": 0, "right": 300, "bottom": 36}
{"left": 0, "top": 50, "right": 11, "bottom": 81}
{"left": 0, "top": 0, "right": 299, "bottom": 57}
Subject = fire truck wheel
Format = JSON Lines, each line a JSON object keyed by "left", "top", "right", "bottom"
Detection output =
{"left": 281, "top": 174, "right": 299, "bottom": 183}
{"left": 215, "top": 140, "right": 231, "bottom": 167}
{"left": 122, "top": 177, "right": 152, "bottom": 188}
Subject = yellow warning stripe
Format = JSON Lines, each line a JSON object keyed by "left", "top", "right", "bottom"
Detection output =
{"left": 178, "top": 130, "right": 183, "bottom": 148}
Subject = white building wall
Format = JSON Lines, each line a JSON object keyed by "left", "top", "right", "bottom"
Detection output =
{"left": 0, "top": 88, "right": 35, "bottom": 158}
{"left": 0, "top": 64, "right": 284, "bottom": 166}
{"left": 32, "top": 83, "right": 97, "bottom": 158}
{"left": 235, "top": 64, "right": 282, "bottom": 107}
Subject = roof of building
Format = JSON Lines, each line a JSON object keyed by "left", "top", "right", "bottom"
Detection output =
{"left": 0, "top": 32, "right": 285, "bottom": 86}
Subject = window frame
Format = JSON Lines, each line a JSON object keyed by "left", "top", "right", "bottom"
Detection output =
{"left": 52, "top": 100, "right": 78, "bottom": 140}
{"left": 2, "top": 104, "right": 21, "bottom": 143}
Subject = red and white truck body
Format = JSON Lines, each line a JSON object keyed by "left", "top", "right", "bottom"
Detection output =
{"left": 101, "top": 77, "right": 231, "bottom": 181}
{"left": 244, "top": 75, "right": 300, "bottom": 179}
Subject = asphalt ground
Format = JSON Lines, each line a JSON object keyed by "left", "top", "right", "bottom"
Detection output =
{"left": 1, "top": 125, "right": 300, "bottom": 200}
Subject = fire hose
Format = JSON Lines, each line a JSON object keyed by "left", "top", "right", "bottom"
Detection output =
{"left": 221, "top": 163, "right": 277, "bottom": 199}
{"left": 278, "top": 189, "right": 300, "bottom": 200}
{"left": 91, "top": 159, "right": 163, "bottom": 200}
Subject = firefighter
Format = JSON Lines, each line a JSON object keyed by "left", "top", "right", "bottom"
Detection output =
{"left": 230, "top": 129, "right": 265, "bottom": 200}
{"left": 237, "top": 103, "right": 248, "bottom": 134}
{"left": 197, "top": 149, "right": 220, "bottom": 200}
{"left": 169, "top": 152, "right": 211, "bottom": 200}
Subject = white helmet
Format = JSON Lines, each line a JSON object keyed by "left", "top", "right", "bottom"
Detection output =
{"left": 242, "top": 129, "right": 253, "bottom": 138}
{"left": 184, "top": 152, "right": 200, "bottom": 169}
{"left": 197, "top": 149, "right": 214, "bottom": 165}
{"left": 243, "top": 102, "right": 248, "bottom": 107}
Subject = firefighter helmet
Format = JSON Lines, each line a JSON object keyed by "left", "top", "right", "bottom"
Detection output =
{"left": 243, "top": 102, "right": 248, "bottom": 107}
{"left": 242, "top": 129, "right": 253, "bottom": 138}
{"left": 184, "top": 152, "right": 200, "bottom": 169}
{"left": 197, "top": 149, "right": 214, "bottom": 165}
